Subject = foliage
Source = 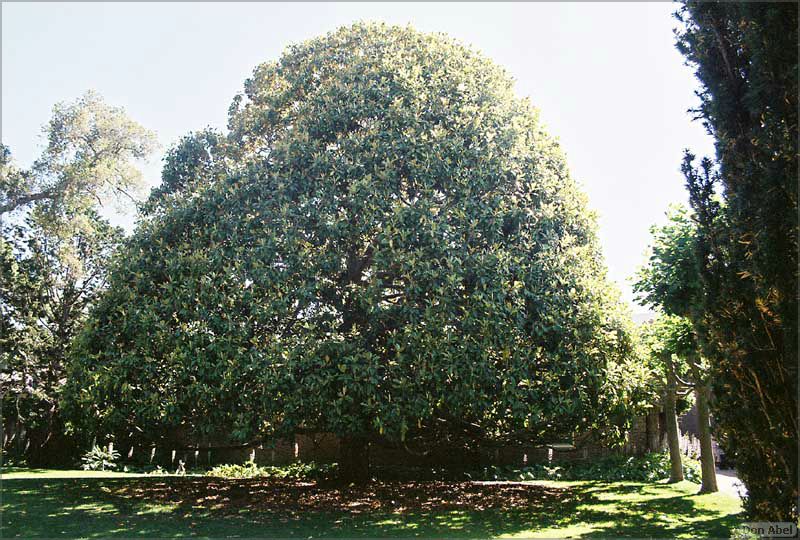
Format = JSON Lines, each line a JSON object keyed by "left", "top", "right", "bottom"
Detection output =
{"left": 1, "top": 211, "right": 123, "bottom": 464}
{"left": 639, "top": 316, "right": 694, "bottom": 381}
{"left": 141, "top": 128, "right": 226, "bottom": 216}
{"left": 674, "top": 1, "right": 797, "bottom": 520}
{"left": 634, "top": 206, "right": 721, "bottom": 492}
{"left": 634, "top": 206, "right": 706, "bottom": 395}
{"left": 206, "top": 461, "right": 336, "bottom": 480}
{"left": 81, "top": 444, "right": 120, "bottom": 471}
{"left": 65, "top": 23, "right": 645, "bottom": 471}
{"left": 633, "top": 209, "right": 708, "bottom": 411}
{"left": 474, "top": 452, "right": 701, "bottom": 484}
{"left": 634, "top": 205, "right": 702, "bottom": 319}
{"left": 0, "top": 91, "right": 157, "bottom": 234}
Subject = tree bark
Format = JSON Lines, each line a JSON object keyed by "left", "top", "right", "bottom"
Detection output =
{"left": 664, "top": 355, "right": 684, "bottom": 483}
{"left": 694, "top": 381, "right": 719, "bottom": 493}
{"left": 0, "top": 190, "right": 54, "bottom": 215}
{"left": 338, "top": 436, "right": 370, "bottom": 483}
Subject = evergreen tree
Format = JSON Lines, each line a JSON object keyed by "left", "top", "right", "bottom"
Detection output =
{"left": 65, "top": 23, "right": 645, "bottom": 482}
{"left": 675, "top": 2, "right": 798, "bottom": 519}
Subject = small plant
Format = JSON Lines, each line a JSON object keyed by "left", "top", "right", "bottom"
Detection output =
{"left": 206, "top": 461, "right": 335, "bottom": 480}
{"left": 81, "top": 445, "right": 120, "bottom": 471}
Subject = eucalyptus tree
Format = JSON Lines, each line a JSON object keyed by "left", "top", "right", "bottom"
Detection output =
{"left": 0, "top": 91, "right": 157, "bottom": 231}
{"left": 66, "top": 23, "right": 645, "bottom": 481}
{"left": 1, "top": 91, "right": 151, "bottom": 464}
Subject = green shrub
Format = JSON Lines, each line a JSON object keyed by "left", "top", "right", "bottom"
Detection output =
{"left": 204, "top": 452, "right": 702, "bottom": 484}
{"left": 206, "top": 461, "right": 335, "bottom": 480}
{"left": 473, "top": 452, "right": 702, "bottom": 483}
{"left": 81, "top": 445, "right": 120, "bottom": 471}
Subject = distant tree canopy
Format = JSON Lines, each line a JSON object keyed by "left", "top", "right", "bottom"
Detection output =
{"left": 1, "top": 212, "right": 122, "bottom": 464}
{"left": 674, "top": 1, "right": 797, "bottom": 520}
{"left": 65, "top": 24, "right": 645, "bottom": 480}
{"left": 0, "top": 91, "right": 157, "bottom": 234}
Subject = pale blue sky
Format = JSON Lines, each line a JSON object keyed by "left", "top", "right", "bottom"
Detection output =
{"left": 2, "top": 2, "right": 714, "bottom": 310}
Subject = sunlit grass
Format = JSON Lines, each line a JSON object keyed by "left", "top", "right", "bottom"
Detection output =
{"left": 1, "top": 470, "right": 745, "bottom": 538}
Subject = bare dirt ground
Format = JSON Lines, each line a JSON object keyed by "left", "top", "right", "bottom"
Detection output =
{"left": 114, "top": 478, "right": 574, "bottom": 515}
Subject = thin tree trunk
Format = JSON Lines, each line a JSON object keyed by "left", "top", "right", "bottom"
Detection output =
{"left": 694, "top": 381, "right": 718, "bottom": 493}
{"left": 338, "top": 435, "right": 370, "bottom": 483}
{"left": 664, "top": 355, "right": 684, "bottom": 483}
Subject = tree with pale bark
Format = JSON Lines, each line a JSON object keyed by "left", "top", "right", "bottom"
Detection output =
{"left": 635, "top": 205, "right": 717, "bottom": 493}
{"left": 0, "top": 91, "right": 157, "bottom": 232}
{"left": 1, "top": 91, "right": 151, "bottom": 464}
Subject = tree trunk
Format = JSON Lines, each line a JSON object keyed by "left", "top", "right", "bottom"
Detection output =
{"left": 664, "top": 355, "right": 684, "bottom": 483}
{"left": 694, "top": 381, "right": 718, "bottom": 493}
{"left": 338, "top": 436, "right": 370, "bottom": 483}
{"left": 0, "top": 189, "right": 54, "bottom": 215}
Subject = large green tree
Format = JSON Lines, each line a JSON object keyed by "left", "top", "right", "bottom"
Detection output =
{"left": 674, "top": 2, "right": 797, "bottom": 519}
{"left": 65, "top": 23, "right": 644, "bottom": 481}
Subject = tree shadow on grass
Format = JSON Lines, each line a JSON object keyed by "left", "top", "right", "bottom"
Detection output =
{"left": 1, "top": 477, "right": 742, "bottom": 538}
{"left": 568, "top": 483, "right": 745, "bottom": 538}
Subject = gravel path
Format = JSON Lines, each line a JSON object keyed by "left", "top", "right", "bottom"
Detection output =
{"left": 715, "top": 468, "right": 746, "bottom": 499}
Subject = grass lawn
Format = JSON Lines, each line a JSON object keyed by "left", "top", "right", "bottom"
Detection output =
{"left": 1, "top": 469, "right": 744, "bottom": 538}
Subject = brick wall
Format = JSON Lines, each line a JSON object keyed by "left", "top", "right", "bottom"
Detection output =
{"left": 125, "top": 412, "right": 659, "bottom": 470}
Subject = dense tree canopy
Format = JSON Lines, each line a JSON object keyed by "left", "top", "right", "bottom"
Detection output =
{"left": 65, "top": 24, "right": 645, "bottom": 479}
{"left": 141, "top": 128, "right": 225, "bottom": 216}
{"left": 675, "top": 2, "right": 797, "bottom": 520}
{"left": 634, "top": 205, "right": 701, "bottom": 319}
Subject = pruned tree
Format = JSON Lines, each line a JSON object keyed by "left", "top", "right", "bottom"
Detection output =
{"left": 641, "top": 315, "right": 713, "bottom": 488}
{"left": 635, "top": 205, "right": 717, "bottom": 493}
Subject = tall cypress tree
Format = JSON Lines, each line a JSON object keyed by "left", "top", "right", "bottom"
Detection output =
{"left": 675, "top": 2, "right": 798, "bottom": 520}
